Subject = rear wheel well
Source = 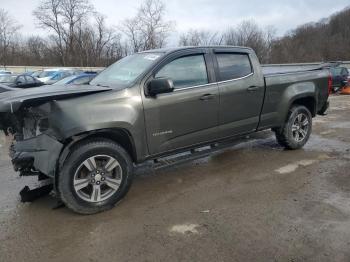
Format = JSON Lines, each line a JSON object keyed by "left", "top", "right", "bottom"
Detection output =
{"left": 291, "top": 97, "right": 316, "bottom": 117}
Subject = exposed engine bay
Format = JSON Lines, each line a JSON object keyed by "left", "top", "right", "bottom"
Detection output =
{"left": 0, "top": 104, "right": 63, "bottom": 178}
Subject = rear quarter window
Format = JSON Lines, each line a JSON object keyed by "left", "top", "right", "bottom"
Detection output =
{"left": 216, "top": 53, "right": 253, "bottom": 81}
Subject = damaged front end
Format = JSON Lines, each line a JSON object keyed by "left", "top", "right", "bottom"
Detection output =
{"left": 0, "top": 85, "right": 112, "bottom": 202}
{"left": 0, "top": 85, "right": 112, "bottom": 179}
{"left": 2, "top": 105, "right": 63, "bottom": 178}
{"left": 0, "top": 105, "right": 63, "bottom": 202}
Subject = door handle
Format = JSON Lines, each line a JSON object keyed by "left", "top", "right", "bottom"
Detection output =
{"left": 247, "top": 86, "right": 259, "bottom": 92}
{"left": 200, "top": 94, "right": 216, "bottom": 101}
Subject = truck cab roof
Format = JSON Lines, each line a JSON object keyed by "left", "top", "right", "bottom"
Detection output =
{"left": 140, "top": 46, "right": 254, "bottom": 55}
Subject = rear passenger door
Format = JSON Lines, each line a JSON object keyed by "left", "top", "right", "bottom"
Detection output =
{"left": 25, "top": 76, "right": 36, "bottom": 87}
{"left": 213, "top": 49, "right": 265, "bottom": 137}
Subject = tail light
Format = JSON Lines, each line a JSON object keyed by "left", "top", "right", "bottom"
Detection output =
{"left": 328, "top": 74, "right": 333, "bottom": 95}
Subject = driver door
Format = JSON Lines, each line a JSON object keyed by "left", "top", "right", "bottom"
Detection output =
{"left": 16, "top": 76, "right": 27, "bottom": 88}
{"left": 142, "top": 50, "right": 220, "bottom": 155}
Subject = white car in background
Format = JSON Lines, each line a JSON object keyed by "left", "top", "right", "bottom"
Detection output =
{"left": 0, "top": 70, "right": 12, "bottom": 75}
{"left": 36, "top": 68, "right": 83, "bottom": 84}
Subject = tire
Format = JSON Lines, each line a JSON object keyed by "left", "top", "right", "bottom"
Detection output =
{"left": 274, "top": 105, "right": 312, "bottom": 150}
{"left": 58, "top": 138, "right": 134, "bottom": 214}
{"left": 318, "top": 101, "right": 329, "bottom": 116}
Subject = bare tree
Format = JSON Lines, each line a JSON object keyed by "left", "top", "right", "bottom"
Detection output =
{"left": 33, "top": 0, "right": 93, "bottom": 65}
{"left": 121, "top": 0, "right": 174, "bottom": 53}
{"left": 179, "top": 29, "right": 223, "bottom": 46}
{"left": 0, "top": 9, "right": 21, "bottom": 66}
{"left": 223, "top": 20, "right": 276, "bottom": 63}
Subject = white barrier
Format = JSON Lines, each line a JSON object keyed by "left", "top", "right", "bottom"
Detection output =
{"left": 0, "top": 66, "right": 105, "bottom": 73}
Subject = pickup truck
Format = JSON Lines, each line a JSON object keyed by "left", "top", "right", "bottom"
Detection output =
{"left": 0, "top": 46, "right": 330, "bottom": 214}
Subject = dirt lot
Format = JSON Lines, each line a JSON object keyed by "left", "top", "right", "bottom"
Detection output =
{"left": 0, "top": 95, "right": 349, "bottom": 262}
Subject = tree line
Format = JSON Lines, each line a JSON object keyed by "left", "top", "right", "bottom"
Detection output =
{"left": 0, "top": 0, "right": 349, "bottom": 67}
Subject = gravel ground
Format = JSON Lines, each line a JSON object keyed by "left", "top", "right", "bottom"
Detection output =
{"left": 0, "top": 95, "right": 350, "bottom": 262}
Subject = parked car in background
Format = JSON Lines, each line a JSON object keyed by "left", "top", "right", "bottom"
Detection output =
{"left": 0, "top": 74, "right": 44, "bottom": 88}
{"left": 52, "top": 72, "right": 97, "bottom": 85}
{"left": 37, "top": 69, "right": 83, "bottom": 84}
{"left": 31, "top": 70, "right": 43, "bottom": 78}
{"left": 0, "top": 70, "right": 12, "bottom": 75}
{"left": 329, "top": 66, "right": 349, "bottom": 93}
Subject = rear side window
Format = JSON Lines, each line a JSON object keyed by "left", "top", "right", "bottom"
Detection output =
{"left": 341, "top": 68, "right": 349, "bottom": 76}
{"left": 155, "top": 55, "right": 208, "bottom": 89}
{"left": 72, "top": 76, "right": 90, "bottom": 85}
{"left": 216, "top": 53, "right": 252, "bottom": 81}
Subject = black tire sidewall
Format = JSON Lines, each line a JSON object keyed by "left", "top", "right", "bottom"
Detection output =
{"left": 58, "top": 139, "right": 133, "bottom": 214}
{"left": 286, "top": 106, "right": 312, "bottom": 149}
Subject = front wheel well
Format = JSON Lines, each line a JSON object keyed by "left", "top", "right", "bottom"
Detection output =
{"left": 62, "top": 129, "right": 137, "bottom": 163}
{"left": 291, "top": 97, "right": 316, "bottom": 117}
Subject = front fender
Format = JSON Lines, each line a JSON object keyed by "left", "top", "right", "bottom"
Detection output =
{"left": 47, "top": 89, "right": 148, "bottom": 161}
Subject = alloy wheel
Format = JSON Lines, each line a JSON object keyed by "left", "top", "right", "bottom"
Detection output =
{"left": 73, "top": 155, "right": 122, "bottom": 203}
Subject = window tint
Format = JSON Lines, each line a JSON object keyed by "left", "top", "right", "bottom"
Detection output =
{"left": 341, "top": 68, "right": 349, "bottom": 76}
{"left": 331, "top": 68, "right": 342, "bottom": 76}
{"left": 72, "top": 76, "right": 90, "bottom": 85}
{"left": 155, "top": 55, "right": 208, "bottom": 89}
{"left": 17, "top": 76, "right": 26, "bottom": 83}
{"left": 25, "top": 76, "right": 35, "bottom": 83}
{"left": 216, "top": 53, "right": 252, "bottom": 81}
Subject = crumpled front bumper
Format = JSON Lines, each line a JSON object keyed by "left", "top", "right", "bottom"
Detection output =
{"left": 11, "top": 134, "right": 63, "bottom": 177}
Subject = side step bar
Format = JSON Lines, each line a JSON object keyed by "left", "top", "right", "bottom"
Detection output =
{"left": 152, "top": 138, "right": 247, "bottom": 170}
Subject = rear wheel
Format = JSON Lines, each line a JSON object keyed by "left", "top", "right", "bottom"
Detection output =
{"left": 58, "top": 139, "right": 133, "bottom": 214}
{"left": 274, "top": 105, "right": 312, "bottom": 150}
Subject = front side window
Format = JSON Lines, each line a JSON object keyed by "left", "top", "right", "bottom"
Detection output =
{"left": 155, "top": 55, "right": 208, "bottom": 89}
{"left": 17, "top": 76, "right": 26, "bottom": 84}
{"left": 25, "top": 76, "right": 35, "bottom": 83}
{"left": 216, "top": 53, "right": 253, "bottom": 81}
{"left": 72, "top": 76, "right": 90, "bottom": 85}
{"left": 38, "top": 71, "right": 56, "bottom": 78}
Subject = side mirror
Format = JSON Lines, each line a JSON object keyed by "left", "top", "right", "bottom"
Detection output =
{"left": 16, "top": 81, "right": 23, "bottom": 85}
{"left": 147, "top": 78, "right": 174, "bottom": 97}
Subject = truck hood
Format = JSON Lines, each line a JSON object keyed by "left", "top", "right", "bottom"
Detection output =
{"left": 0, "top": 84, "right": 18, "bottom": 93}
{"left": 0, "top": 84, "right": 112, "bottom": 113}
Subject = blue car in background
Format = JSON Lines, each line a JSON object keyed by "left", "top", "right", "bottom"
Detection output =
{"left": 52, "top": 73, "right": 97, "bottom": 85}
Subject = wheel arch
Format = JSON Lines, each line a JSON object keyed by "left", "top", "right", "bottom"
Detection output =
{"left": 58, "top": 128, "right": 138, "bottom": 172}
{"left": 290, "top": 96, "right": 317, "bottom": 117}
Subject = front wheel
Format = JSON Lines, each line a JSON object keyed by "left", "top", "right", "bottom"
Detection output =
{"left": 274, "top": 105, "right": 312, "bottom": 150}
{"left": 58, "top": 139, "right": 133, "bottom": 214}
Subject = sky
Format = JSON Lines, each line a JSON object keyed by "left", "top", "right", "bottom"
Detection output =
{"left": 1, "top": 0, "right": 349, "bottom": 43}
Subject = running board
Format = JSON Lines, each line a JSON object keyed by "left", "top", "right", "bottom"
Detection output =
{"left": 152, "top": 139, "right": 244, "bottom": 170}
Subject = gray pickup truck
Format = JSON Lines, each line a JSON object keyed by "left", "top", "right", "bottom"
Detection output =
{"left": 0, "top": 46, "right": 330, "bottom": 214}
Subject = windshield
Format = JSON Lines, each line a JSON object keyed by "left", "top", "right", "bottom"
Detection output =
{"left": 53, "top": 75, "right": 77, "bottom": 85}
{"left": 38, "top": 71, "right": 57, "bottom": 78}
{"left": 90, "top": 52, "right": 164, "bottom": 87}
{"left": 0, "top": 75, "right": 17, "bottom": 83}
